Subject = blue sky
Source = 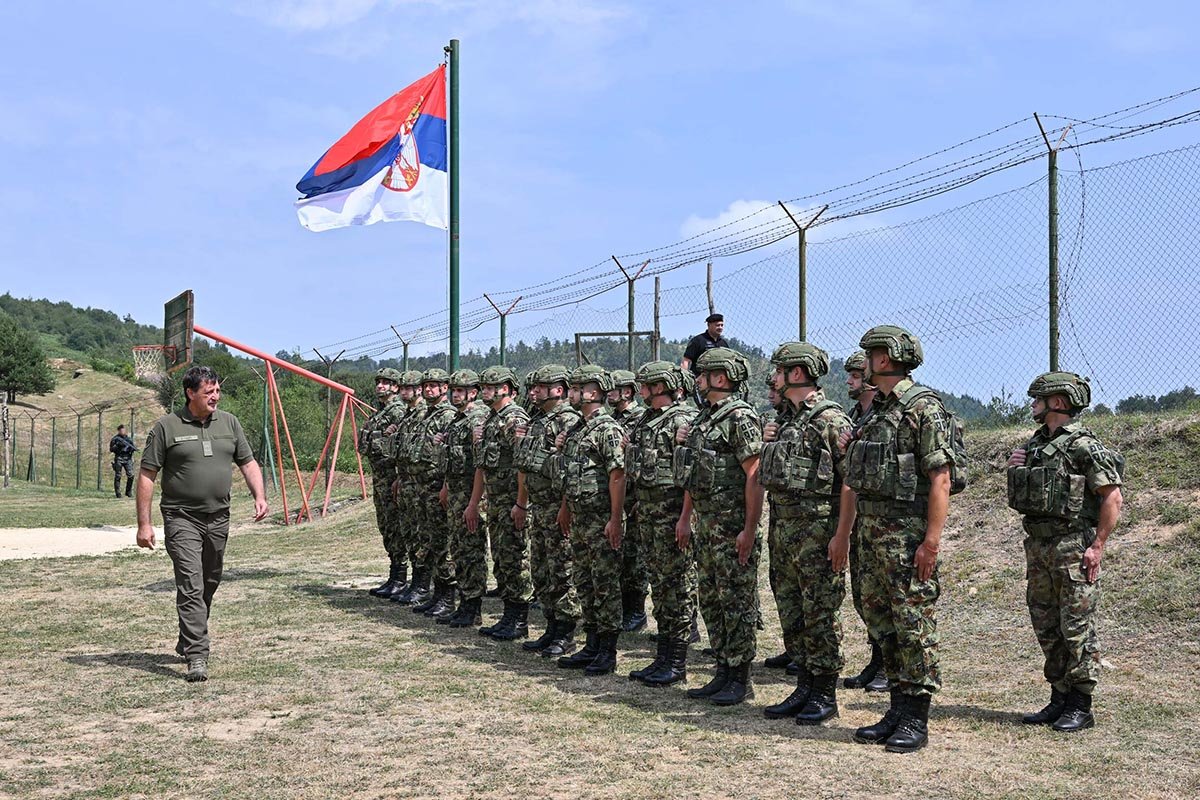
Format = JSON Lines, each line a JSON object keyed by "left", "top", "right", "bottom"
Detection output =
{"left": 1, "top": 0, "right": 1197, "bottom": 375}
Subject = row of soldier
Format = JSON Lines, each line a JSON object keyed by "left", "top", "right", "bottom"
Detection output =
{"left": 357, "top": 324, "right": 1123, "bottom": 753}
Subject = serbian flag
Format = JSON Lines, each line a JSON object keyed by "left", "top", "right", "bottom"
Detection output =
{"left": 295, "top": 65, "right": 448, "bottom": 232}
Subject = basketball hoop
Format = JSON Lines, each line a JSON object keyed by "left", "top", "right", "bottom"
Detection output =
{"left": 132, "top": 345, "right": 175, "bottom": 381}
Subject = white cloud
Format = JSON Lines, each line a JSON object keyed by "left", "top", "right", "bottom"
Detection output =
{"left": 679, "top": 199, "right": 819, "bottom": 241}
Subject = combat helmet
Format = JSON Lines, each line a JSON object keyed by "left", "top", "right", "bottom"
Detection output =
{"left": 770, "top": 341, "right": 829, "bottom": 383}
{"left": 531, "top": 363, "right": 572, "bottom": 386}
{"left": 569, "top": 364, "right": 615, "bottom": 392}
{"left": 1027, "top": 371, "right": 1091, "bottom": 412}
{"left": 375, "top": 367, "right": 403, "bottom": 384}
{"left": 421, "top": 367, "right": 450, "bottom": 384}
{"left": 635, "top": 360, "right": 682, "bottom": 392}
{"left": 695, "top": 347, "right": 750, "bottom": 384}
{"left": 611, "top": 370, "right": 638, "bottom": 389}
{"left": 399, "top": 369, "right": 425, "bottom": 387}
{"left": 843, "top": 351, "right": 867, "bottom": 373}
{"left": 449, "top": 369, "right": 480, "bottom": 389}
{"left": 859, "top": 325, "right": 923, "bottom": 370}
{"left": 479, "top": 365, "right": 520, "bottom": 390}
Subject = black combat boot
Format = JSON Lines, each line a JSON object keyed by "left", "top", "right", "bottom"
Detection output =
{"left": 884, "top": 694, "right": 931, "bottom": 753}
{"left": 710, "top": 661, "right": 754, "bottom": 706}
{"left": 491, "top": 602, "right": 530, "bottom": 641}
{"left": 479, "top": 600, "right": 514, "bottom": 637}
{"left": 425, "top": 583, "right": 457, "bottom": 619}
{"left": 1022, "top": 687, "right": 1068, "bottom": 725}
{"left": 114, "top": 476, "right": 122, "bottom": 498}
{"left": 686, "top": 664, "right": 731, "bottom": 699}
{"left": 381, "top": 562, "right": 409, "bottom": 600}
{"left": 844, "top": 638, "right": 883, "bottom": 689}
{"left": 763, "top": 668, "right": 813, "bottom": 720}
{"left": 393, "top": 567, "right": 426, "bottom": 604}
{"left": 557, "top": 630, "right": 598, "bottom": 669}
{"left": 542, "top": 617, "right": 577, "bottom": 658}
{"left": 369, "top": 557, "right": 398, "bottom": 597}
{"left": 435, "top": 592, "right": 463, "bottom": 624}
{"left": 796, "top": 673, "right": 839, "bottom": 725}
{"left": 124, "top": 476, "right": 134, "bottom": 497}
{"left": 523, "top": 613, "right": 557, "bottom": 652}
{"left": 448, "top": 597, "right": 482, "bottom": 628}
{"left": 688, "top": 613, "right": 701, "bottom": 644}
{"left": 412, "top": 578, "right": 443, "bottom": 613}
{"left": 763, "top": 652, "right": 792, "bottom": 670}
{"left": 854, "top": 687, "right": 904, "bottom": 745}
{"left": 629, "top": 637, "right": 669, "bottom": 682}
{"left": 584, "top": 631, "right": 619, "bottom": 676}
{"left": 621, "top": 594, "right": 648, "bottom": 632}
{"left": 1051, "top": 690, "right": 1095, "bottom": 733}
{"left": 642, "top": 639, "right": 688, "bottom": 687}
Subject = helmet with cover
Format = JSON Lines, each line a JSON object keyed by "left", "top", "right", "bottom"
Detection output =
{"left": 695, "top": 347, "right": 750, "bottom": 384}
{"left": 479, "top": 365, "right": 520, "bottom": 390}
{"left": 376, "top": 367, "right": 403, "bottom": 384}
{"left": 569, "top": 365, "right": 614, "bottom": 393}
{"left": 843, "top": 351, "right": 867, "bottom": 373}
{"left": 399, "top": 369, "right": 425, "bottom": 387}
{"left": 421, "top": 368, "right": 450, "bottom": 384}
{"left": 858, "top": 325, "right": 924, "bottom": 369}
{"left": 449, "top": 369, "right": 480, "bottom": 389}
{"left": 770, "top": 341, "right": 829, "bottom": 383}
{"left": 635, "top": 360, "right": 681, "bottom": 392}
{"left": 1027, "top": 371, "right": 1091, "bottom": 412}
{"left": 531, "top": 363, "right": 572, "bottom": 387}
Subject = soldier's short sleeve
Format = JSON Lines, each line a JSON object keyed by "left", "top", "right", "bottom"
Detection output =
{"left": 231, "top": 415, "right": 255, "bottom": 466}
{"left": 818, "top": 409, "right": 852, "bottom": 475}
{"left": 140, "top": 419, "right": 167, "bottom": 471}
{"left": 1076, "top": 437, "right": 1124, "bottom": 492}
{"left": 915, "top": 399, "right": 954, "bottom": 474}
{"left": 730, "top": 408, "right": 763, "bottom": 463}
{"left": 599, "top": 421, "right": 626, "bottom": 474}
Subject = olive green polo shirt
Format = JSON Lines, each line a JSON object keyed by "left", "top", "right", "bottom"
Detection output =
{"left": 141, "top": 407, "right": 255, "bottom": 513}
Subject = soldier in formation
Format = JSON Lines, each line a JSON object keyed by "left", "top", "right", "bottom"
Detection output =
{"left": 390, "top": 369, "right": 428, "bottom": 605}
{"left": 609, "top": 370, "right": 650, "bottom": 632}
{"left": 407, "top": 370, "right": 458, "bottom": 618}
{"left": 359, "top": 368, "right": 409, "bottom": 599}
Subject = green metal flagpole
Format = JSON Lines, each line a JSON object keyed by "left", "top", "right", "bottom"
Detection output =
{"left": 447, "top": 39, "right": 461, "bottom": 370}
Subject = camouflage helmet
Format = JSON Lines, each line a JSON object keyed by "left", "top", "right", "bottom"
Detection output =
{"left": 843, "top": 350, "right": 867, "bottom": 373}
{"left": 635, "top": 360, "right": 681, "bottom": 391}
{"left": 449, "top": 369, "right": 480, "bottom": 389}
{"left": 859, "top": 325, "right": 923, "bottom": 369}
{"left": 478, "top": 365, "right": 519, "bottom": 389}
{"left": 531, "top": 363, "right": 572, "bottom": 386}
{"left": 569, "top": 364, "right": 614, "bottom": 392}
{"left": 399, "top": 369, "right": 424, "bottom": 387}
{"left": 610, "top": 370, "right": 638, "bottom": 391}
{"left": 375, "top": 367, "right": 403, "bottom": 384}
{"left": 695, "top": 347, "right": 750, "bottom": 383}
{"left": 421, "top": 367, "right": 450, "bottom": 384}
{"left": 770, "top": 341, "right": 829, "bottom": 380}
{"left": 1027, "top": 371, "right": 1091, "bottom": 411}
{"left": 676, "top": 367, "right": 696, "bottom": 397}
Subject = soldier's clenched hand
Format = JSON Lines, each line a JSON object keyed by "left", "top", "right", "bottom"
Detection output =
{"left": 1007, "top": 448, "right": 1027, "bottom": 467}
{"left": 763, "top": 422, "right": 779, "bottom": 442}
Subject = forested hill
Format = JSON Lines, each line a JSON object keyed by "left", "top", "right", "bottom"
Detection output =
{"left": 1, "top": 293, "right": 162, "bottom": 366}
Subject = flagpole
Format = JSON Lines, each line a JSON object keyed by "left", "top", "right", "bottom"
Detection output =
{"left": 446, "top": 38, "right": 461, "bottom": 371}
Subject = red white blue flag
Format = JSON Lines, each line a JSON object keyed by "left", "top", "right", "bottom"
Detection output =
{"left": 296, "top": 65, "right": 448, "bottom": 231}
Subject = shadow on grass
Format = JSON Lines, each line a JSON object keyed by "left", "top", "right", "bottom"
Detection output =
{"left": 139, "top": 567, "right": 289, "bottom": 593}
{"left": 296, "top": 582, "right": 858, "bottom": 742}
{"left": 65, "top": 651, "right": 183, "bottom": 679}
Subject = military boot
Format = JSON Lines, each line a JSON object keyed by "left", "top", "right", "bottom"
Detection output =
{"left": 542, "top": 617, "right": 577, "bottom": 658}
{"left": 844, "top": 638, "right": 883, "bottom": 689}
{"left": 763, "top": 652, "right": 792, "bottom": 670}
{"left": 884, "top": 694, "right": 930, "bottom": 753}
{"left": 557, "top": 630, "right": 598, "bottom": 669}
{"left": 621, "top": 593, "right": 648, "bottom": 632}
{"left": 382, "top": 562, "right": 409, "bottom": 600}
{"left": 114, "top": 476, "right": 122, "bottom": 498}
{"left": 436, "top": 592, "right": 463, "bottom": 624}
{"left": 688, "top": 613, "right": 701, "bottom": 644}
{"left": 710, "top": 661, "right": 754, "bottom": 706}
{"left": 448, "top": 596, "right": 482, "bottom": 628}
{"left": 1022, "top": 687, "right": 1068, "bottom": 725}
{"left": 642, "top": 639, "right": 688, "bottom": 687}
{"left": 584, "top": 631, "right": 620, "bottom": 676}
{"left": 686, "top": 663, "right": 731, "bottom": 699}
{"left": 124, "top": 476, "right": 134, "bottom": 497}
{"left": 490, "top": 602, "right": 530, "bottom": 641}
{"left": 412, "top": 576, "right": 444, "bottom": 613}
{"left": 854, "top": 687, "right": 904, "bottom": 745}
{"left": 369, "top": 557, "right": 398, "bottom": 597}
{"left": 629, "top": 637, "right": 669, "bottom": 682}
{"left": 425, "top": 584, "right": 457, "bottom": 619}
{"left": 479, "top": 600, "right": 514, "bottom": 637}
{"left": 523, "top": 613, "right": 557, "bottom": 652}
{"left": 796, "top": 673, "right": 839, "bottom": 725}
{"left": 763, "top": 668, "right": 813, "bottom": 720}
{"left": 1051, "top": 691, "right": 1095, "bottom": 733}
{"left": 393, "top": 567, "right": 425, "bottom": 604}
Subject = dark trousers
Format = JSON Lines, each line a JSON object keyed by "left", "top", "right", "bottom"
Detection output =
{"left": 163, "top": 508, "right": 230, "bottom": 659}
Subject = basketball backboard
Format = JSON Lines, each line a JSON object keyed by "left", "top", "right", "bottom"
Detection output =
{"left": 163, "top": 289, "right": 194, "bottom": 373}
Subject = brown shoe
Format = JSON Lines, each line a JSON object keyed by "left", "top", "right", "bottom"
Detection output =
{"left": 186, "top": 658, "right": 209, "bottom": 682}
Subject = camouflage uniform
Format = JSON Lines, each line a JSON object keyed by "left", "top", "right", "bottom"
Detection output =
{"left": 611, "top": 400, "right": 649, "bottom": 619}
{"left": 475, "top": 398, "right": 534, "bottom": 605}
{"left": 444, "top": 398, "right": 491, "bottom": 603}
{"left": 407, "top": 388, "right": 458, "bottom": 596}
{"left": 764, "top": 392, "right": 794, "bottom": 660}
{"left": 358, "top": 391, "right": 408, "bottom": 559}
{"left": 389, "top": 378, "right": 426, "bottom": 594}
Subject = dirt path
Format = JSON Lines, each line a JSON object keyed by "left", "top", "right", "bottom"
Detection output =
{"left": 0, "top": 524, "right": 253, "bottom": 560}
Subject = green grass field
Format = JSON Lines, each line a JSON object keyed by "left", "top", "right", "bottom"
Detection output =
{"left": 1, "top": 413, "right": 1198, "bottom": 799}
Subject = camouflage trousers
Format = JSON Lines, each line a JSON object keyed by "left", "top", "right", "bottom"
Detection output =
{"left": 568, "top": 499, "right": 623, "bottom": 635}
{"left": 694, "top": 496, "right": 762, "bottom": 668}
{"left": 411, "top": 475, "right": 454, "bottom": 586}
{"left": 485, "top": 485, "right": 533, "bottom": 603}
{"left": 635, "top": 490, "right": 695, "bottom": 644}
{"left": 621, "top": 500, "right": 649, "bottom": 601}
{"left": 769, "top": 510, "right": 845, "bottom": 676}
{"left": 391, "top": 474, "right": 419, "bottom": 569}
{"left": 529, "top": 491, "right": 581, "bottom": 621}
{"left": 848, "top": 519, "right": 868, "bottom": 626}
{"left": 858, "top": 514, "right": 941, "bottom": 697}
{"left": 448, "top": 479, "right": 487, "bottom": 600}
{"left": 371, "top": 476, "right": 400, "bottom": 557}
{"left": 1025, "top": 530, "right": 1101, "bottom": 695}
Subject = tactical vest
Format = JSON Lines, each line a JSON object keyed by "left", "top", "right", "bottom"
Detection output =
{"left": 516, "top": 404, "right": 580, "bottom": 496}
{"left": 672, "top": 399, "right": 752, "bottom": 499}
{"left": 758, "top": 399, "right": 841, "bottom": 511}
{"left": 1007, "top": 425, "right": 1121, "bottom": 531}
{"left": 626, "top": 403, "right": 693, "bottom": 492}
{"left": 475, "top": 403, "right": 527, "bottom": 478}
{"left": 561, "top": 412, "right": 619, "bottom": 502}
{"left": 844, "top": 384, "right": 967, "bottom": 515}
{"left": 439, "top": 405, "right": 485, "bottom": 479}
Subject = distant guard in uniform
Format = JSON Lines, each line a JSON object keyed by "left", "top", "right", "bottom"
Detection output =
{"left": 110, "top": 424, "right": 138, "bottom": 498}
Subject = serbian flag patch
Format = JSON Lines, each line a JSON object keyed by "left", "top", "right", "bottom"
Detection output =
{"left": 295, "top": 65, "right": 448, "bottom": 232}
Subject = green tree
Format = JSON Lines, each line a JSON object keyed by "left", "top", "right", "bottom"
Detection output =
{"left": 0, "top": 313, "right": 55, "bottom": 402}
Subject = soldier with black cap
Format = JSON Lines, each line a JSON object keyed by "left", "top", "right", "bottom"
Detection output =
{"left": 681, "top": 313, "right": 729, "bottom": 375}
{"left": 1008, "top": 371, "right": 1123, "bottom": 733}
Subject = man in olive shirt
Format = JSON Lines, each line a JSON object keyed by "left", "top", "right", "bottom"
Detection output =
{"left": 136, "top": 365, "right": 268, "bottom": 683}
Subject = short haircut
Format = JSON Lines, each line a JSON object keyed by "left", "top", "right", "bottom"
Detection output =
{"left": 182, "top": 365, "right": 220, "bottom": 396}
{"left": 117, "top": 424, "right": 126, "bottom": 431}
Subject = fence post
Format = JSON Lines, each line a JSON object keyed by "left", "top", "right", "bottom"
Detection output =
{"left": 25, "top": 413, "right": 36, "bottom": 482}
{"left": 1, "top": 397, "right": 9, "bottom": 489}
{"left": 653, "top": 276, "right": 661, "bottom": 361}
{"left": 779, "top": 202, "right": 827, "bottom": 341}
{"left": 706, "top": 262, "right": 714, "bottom": 315}
{"left": 50, "top": 416, "right": 56, "bottom": 487}
{"left": 75, "top": 412, "right": 82, "bottom": 489}
{"left": 1035, "top": 113, "right": 1070, "bottom": 371}
{"left": 484, "top": 294, "right": 522, "bottom": 367}
{"left": 612, "top": 257, "right": 650, "bottom": 371}
{"left": 129, "top": 407, "right": 135, "bottom": 441}
{"left": 96, "top": 409, "right": 104, "bottom": 491}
